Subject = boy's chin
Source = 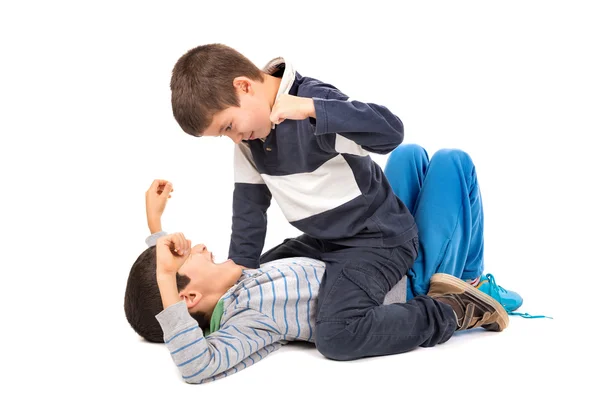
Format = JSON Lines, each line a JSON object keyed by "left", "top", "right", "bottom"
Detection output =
{"left": 221, "top": 259, "right": 250, "bottom": 270}
{"left": 257, "top": 129, "right": 272, "bottom": 140}
{"left": 218, "top": 259, "right": 236, "bottom": 267}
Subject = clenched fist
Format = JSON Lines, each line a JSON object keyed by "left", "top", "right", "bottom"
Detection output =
{"left": 145, "top": 179, "right": 173, "bottom": 233}
{"left": 156, "top": 232, "right": 191, "bottom": 276}
{"left": 270, "top": 94, "right": 316, "bottom": 125}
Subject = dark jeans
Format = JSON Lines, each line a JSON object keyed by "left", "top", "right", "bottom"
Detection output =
{"left": 260, "top": 234, "right": 457, "bottom": 361}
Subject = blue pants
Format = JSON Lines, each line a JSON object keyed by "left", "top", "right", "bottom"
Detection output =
{"left": 384, "top": 144, "right": 485, "bottom": 299}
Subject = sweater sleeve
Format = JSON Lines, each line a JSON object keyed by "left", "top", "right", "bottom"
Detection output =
{"left": 309, "top": 85, "right": 404, "bottom": 155}
{"left": 228, "top": 143, "right": 272, "bottom": 269}
{"left": 156, "top": 302, "right": 283, "bottom": 384}
{"left": 145, "top": 231, "right": 167, "bottom": 247}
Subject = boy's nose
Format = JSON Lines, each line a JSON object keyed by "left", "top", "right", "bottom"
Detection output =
{"left": 193, "top": 244, "right": 207, "bottom": 253}
{"left": 228, "top": 131, "right": 243, "bottom": 144}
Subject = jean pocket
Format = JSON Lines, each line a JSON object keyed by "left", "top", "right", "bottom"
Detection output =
{"left": 342, "top": 266, "right": 387, "bottom": 303}
{"left": 411, "top": 236, "right": 419, "bottom": 258}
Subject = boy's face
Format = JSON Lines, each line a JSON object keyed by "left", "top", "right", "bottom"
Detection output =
{"left": 177, "top": 243, "right": 239, "bottom": 313}
{"left": 178, "top": 243, "right": 215, "bottom": 280}
{"left": 201, "top": 77, "right": 273, "bottom": 143}
{"left": 176, "top": 243, "right": 216, "bottom": 313}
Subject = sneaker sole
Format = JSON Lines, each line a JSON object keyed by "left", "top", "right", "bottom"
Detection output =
{"left": 430, "top": 273, "right": 510, "bottom": 331}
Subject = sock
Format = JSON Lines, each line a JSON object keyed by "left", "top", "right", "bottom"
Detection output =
{"left": 465, "top": 276, "right": 481, "bottom": 286}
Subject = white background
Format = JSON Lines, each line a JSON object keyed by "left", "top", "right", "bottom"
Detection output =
{"left": 1, "top": 1, "right": 598, "bottom": 398}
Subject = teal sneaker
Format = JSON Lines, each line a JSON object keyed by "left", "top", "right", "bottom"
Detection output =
{"left": 474, "top": 273, "right": 552, "bottom": 319}
{"left": 475, "top": 273, "right": 523, "bottom": 312}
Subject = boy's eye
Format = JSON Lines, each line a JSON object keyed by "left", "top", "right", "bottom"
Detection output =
{"left": 225, "top": 123, "right": 232, "bottom": 132}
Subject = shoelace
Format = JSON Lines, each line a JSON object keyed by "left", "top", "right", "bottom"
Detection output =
{"left": 507, "top": 311, "right": 551, "bottom": 319}
{"left": 484, "top": 273, "right": 553, "bottom": 319}
{"left": 485, "top": 273, "right": 507, "bottom": 294}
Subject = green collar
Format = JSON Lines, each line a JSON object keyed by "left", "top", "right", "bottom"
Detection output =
{"left": 202, "top": 299, "right": 224, "bottom": 336}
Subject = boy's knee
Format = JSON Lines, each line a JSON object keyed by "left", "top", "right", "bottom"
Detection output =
{"left": 386, "top": 144, "right": 429, "bottom": 174}
{"left": 431, "top": 148, "right": 473, "bottom": 169}
{"left": 315, "top": 322, "right": 358, "bottom": 361}
{"left": 390, "top": 143, "right": 428, "bottom": 161}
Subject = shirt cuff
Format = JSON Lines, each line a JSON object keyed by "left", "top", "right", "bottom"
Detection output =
{"left": 155, "top": 301, "right": 197, "bottom": 336}
{"left": 145, "top": 231, "right": 167, "bottom": 247}
{"left": 312, "top": 98, "right": 329, "bottom": 134}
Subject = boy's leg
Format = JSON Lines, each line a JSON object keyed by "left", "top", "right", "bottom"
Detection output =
{"left": 314, "top": 241, "right": 507, "bottom": 361}
{"left": 407, "top": 149, "right": 522, "bottom": 311}
{"left": 405, "top": 148, "right": 484, "bottom": 296}
{"left": 382, "top": 144, "right": 428, "bottom": 303}
{"left": 383, "top": 144, "right": 429, "bottom": 215}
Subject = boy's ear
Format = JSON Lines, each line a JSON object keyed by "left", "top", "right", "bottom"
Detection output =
{"left": 233, "top": 76, "right": 253, "bottom": 94}
{"left": 179, "top": 290, "right": 203, "bottom": 310}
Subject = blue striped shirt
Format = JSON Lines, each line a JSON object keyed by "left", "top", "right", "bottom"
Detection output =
{"left": 154, "top": 254, "right": 325, "bottom": 384}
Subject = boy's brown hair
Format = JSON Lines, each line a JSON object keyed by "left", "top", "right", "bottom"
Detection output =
{"left": 170, "top": 44, "right": 264, "bottom": 136}
{"left": 124, "top": 246, "right": 210, "bottom": 343}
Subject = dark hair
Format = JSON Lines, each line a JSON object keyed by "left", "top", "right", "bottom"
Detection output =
{"left": 124, "top": 246, "right": 210, "bottom": 343}
{"left": 170, "top": 43, "right": 264, "bottom": 136}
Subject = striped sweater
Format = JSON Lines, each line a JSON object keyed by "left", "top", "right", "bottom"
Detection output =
{"left": 146, "top": 232, "right": 325, "bottom": 383}
{"left": 229, "top": 56, "right": 417, "bottom": 269}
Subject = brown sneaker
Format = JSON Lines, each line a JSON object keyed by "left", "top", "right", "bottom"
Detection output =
{"left": 428, "top": 273, "right": 509, "bottom": 332}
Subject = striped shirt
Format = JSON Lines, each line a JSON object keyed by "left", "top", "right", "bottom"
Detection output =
{"left": 148, "top": 233, "right": 325, "bottom": 383}
{"left": 228, "top": 56, "right": 416, "bottom": 269}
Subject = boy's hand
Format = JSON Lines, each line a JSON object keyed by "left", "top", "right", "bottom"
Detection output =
{"left": 270, "top": 94, "right": 316, "bottom": 125}
{"left": 156, "top": 233, "right": 191, "bottom": 276}
{"left": 146, "top": 179, "right": 173, "bottom": 233}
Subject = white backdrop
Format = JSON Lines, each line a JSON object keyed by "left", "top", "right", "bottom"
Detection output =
{"left": 1, "top": 1, "right": 598, "bottom": 399}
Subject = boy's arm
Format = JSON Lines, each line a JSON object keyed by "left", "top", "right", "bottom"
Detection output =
{"left": 270, "top": 83, "right": 404, "bottom": 155}
{"left": 144, "top": 179, "right": 173, "bottom": 246}
{"left": 310, "top": 87, "right": 404, "bottom": 155}
{"left": 156, "top": 302, "right": 283, "bottom": 384}
{"left": 228, "top": 143, "right": 272, "bottom": 269}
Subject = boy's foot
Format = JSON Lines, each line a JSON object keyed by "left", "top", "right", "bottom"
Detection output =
{"left": 470, "top": 273, "right": 523, "bottom": 312}
{"left": 428, "top": 273, "right": 510, "bottom": 332}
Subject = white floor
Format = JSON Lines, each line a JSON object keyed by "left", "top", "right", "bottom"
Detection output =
{"left": 114, "top": 315, "right": 571, "bottom": 400}
{"left": 1, "top": 1, "right": 598, "bottom": 398}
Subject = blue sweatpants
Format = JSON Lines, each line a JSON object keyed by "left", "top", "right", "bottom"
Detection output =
{"left": 384, "top": 144, "right": 485, "bottom": 300}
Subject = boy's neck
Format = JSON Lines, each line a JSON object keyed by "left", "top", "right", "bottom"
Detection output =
{"left": 199, "top": 262, "right": 245, "bottom": 317}
{"left": 263, "top": 73, "right": 282, "bottom": 109}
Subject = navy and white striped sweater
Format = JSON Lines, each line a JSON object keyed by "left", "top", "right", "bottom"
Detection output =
{"left": 229, "top": 57, "right": 417, "bottom": 269}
